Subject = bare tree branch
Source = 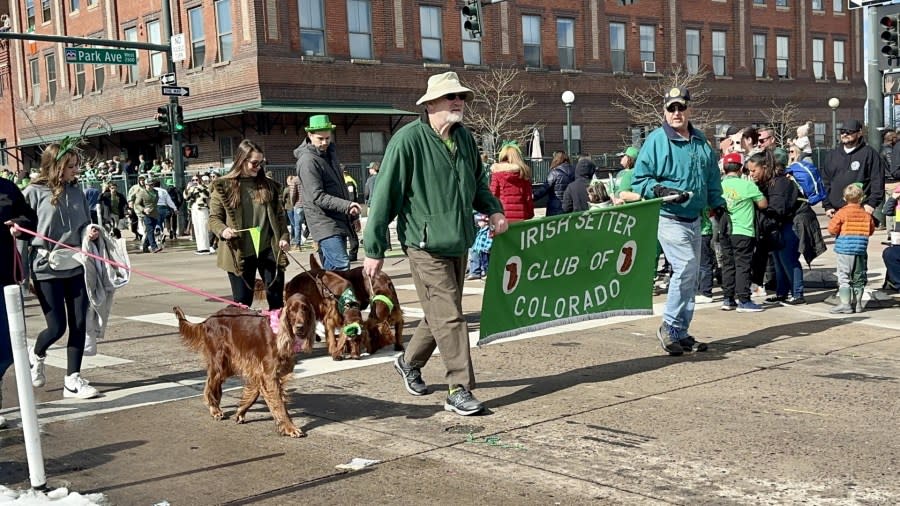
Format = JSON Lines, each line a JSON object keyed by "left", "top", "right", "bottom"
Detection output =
{"left": 610, "top": 64, "right": 724, "bottom": 141}
{"left": 463, "top": 67, "right": 542, "bottom": 157}
{"left": 761, "top": 100, "right": 803, "bottom": 148}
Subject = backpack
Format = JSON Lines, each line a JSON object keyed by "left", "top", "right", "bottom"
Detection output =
{"left": 785, "top": 160, "right": 826, "bottom": 206}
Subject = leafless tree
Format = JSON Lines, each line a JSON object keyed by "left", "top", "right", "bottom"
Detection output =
{"left": 761, "top": 100, "right": 803, "bottom": 148}
{"left": 463, "top": 67, "right": 541, "bottom": 158}
{"left": 611, "top": 64, "right": 724, "bottom": 140}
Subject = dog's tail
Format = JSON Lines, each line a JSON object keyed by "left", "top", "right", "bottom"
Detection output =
{"left": 173, "top": 306, "right": 206, "bottom": 351}
{"left": 253, "top": 278, "right": 267, "bottom": 302}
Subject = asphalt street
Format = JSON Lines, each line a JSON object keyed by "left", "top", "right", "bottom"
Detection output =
{"left": 0, "top": 218, "right": 898, "bottom": 505}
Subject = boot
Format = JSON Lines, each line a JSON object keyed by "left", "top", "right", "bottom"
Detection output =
{"left": 853, "top": 287, "right": 865, "bottom": 314}
{"left": 829, "top": 286, "right": 854, "bottom": 314}
{"left": 0, "top": 379, "right": 6, "bottom": 429}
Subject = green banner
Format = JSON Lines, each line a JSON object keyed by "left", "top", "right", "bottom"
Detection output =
{"left": 479, "top": 199, "right": 663, "bottom": 344}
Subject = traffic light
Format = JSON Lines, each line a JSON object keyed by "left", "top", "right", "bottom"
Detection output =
{"left": 172, "top": 104, "right": 185, "bottom": 133}
{"left": 183, "top": 144, "right": 199, "bottom": 159}
{"left": 881, "top": 15, "right": 900, "bottom": 63}
{"left": 461, "top": 0, "right": 483, "bottom": 39}
{"left": 156, "top": 105, "right": 171, "bottom": 134}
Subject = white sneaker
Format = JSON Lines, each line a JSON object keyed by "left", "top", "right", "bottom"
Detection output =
{"left": 750, "top": 284, "right": 766, "bottom": 298}
{"left": 694, "top": 294, "right": 714, "bottom": 304}
{"left": 0, "top": 414, "right": 7, "bottom": 429}
{"left": 29, "top": 345, "right": 46, "bottom": 388}
{"left": 209, "top": 246, "right": 216, "bottom": 254}
{"left": 63, "top": 373, "right": 99, "bottom": 399}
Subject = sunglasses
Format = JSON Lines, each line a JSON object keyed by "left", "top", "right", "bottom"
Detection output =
{"left": 839, "top": 129, "right": 859, "bottom": 135}
{"left": 759, "top": 136, "right": 772, "bottom": 141}
{"left": 443, "top": 93, "right": 466, "bottom": 101}
{"left": 248, "top": 159, "right": 265, "bottom": 167}
{"left": 666, "top": 103, "right": 687, "bottom": 113}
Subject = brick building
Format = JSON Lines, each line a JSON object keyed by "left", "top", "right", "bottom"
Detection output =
{"left": 0, "top": 0, "right": 867, "bottom": 176}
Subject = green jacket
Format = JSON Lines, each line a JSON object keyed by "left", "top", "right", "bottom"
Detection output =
{"left": 363, "top": 118, "right": 503, "bottom": 258}
{"left": 133, "top": 187, "right": 159, "bottom": 219}
{"left": 207, "top": 177, "right": 289, "bottom": 275}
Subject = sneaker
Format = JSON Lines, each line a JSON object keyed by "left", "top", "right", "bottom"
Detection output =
{"left": 765, "top": 294, "right": 788, "bottom": 303}
{"left": 0, "top": 414, "right": 6, "bottom": 429}
{"left": 750, "top": 284, "right": 767, "bottom": 298}
{"left": 393, "top": 355, "right": 428, "bottom": 396}
{"left": 783, "top": 296, "right": 806, "bottom": 305}
{"left": 737, "top": 300, "right": 764, "bottom": 312}
{"left": 656, "top": 324, "right": 684, "bottom": 356}
{"left": 694, "top": 294, "right": 714, "bottom": 304}
{"left": 152, "top": 247, "right": 163, "bottom": 253}
{"left": 63, "top": 373, "right": 99, "bottom": 399}
{"left": 29, "top": 345, "right": 46, "bottom": 388}
{"left": 444, "top": 386, "right": 484, "bottom": 416}
{"left": 721, "top": 298, "right": 737, "bottom": 311}
{"left": 194, "top": 250, "right": 209, "bottom": 255}
{"left": 209, "top": 246, "right": 216, "bottom": 254}
{"left": 465, "top": 274, "right": 481, "bottom": 281}
{"left": 678, "top": 335, "right": 709, "bottom": 353}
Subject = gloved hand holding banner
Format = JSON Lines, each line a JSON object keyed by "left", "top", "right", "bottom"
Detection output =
{"left": 479, "top": 199, "right": 663, "bottom": 344}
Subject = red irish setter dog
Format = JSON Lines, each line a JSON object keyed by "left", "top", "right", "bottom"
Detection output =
{"left": 309, "top": 255, "right": 404, "bottom": 352}
{"left": 173, "top": 293, "right": 316, "bottom": 438}
{"left": 284, "top": 269, "right": 370, "bottom": 360}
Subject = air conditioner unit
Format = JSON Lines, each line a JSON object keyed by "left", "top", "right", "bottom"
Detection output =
{"left": 643, "top": 60, "right": 657, "bottom": 74}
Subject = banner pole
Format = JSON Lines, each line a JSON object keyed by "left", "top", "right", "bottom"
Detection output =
{"left": 4, "top": 284, "right": 47, "bottom": 491}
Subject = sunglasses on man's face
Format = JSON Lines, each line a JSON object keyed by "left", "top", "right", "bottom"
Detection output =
{"left": 666, "top": 103, "right": 687, "bottom": 113}
{"left": 759, "top": 135, "right": 772, "bottom": 142}
{"left": 443, "top": 93, "right": 466, "bottom": 101}
{"left": 839, "top": 129, "right": 859, "bottom": 135}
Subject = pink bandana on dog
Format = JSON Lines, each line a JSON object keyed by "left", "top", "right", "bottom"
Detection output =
{"left": 267, "top": 309, "right": 281, "bottom": 334}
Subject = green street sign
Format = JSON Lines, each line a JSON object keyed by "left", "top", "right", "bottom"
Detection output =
{"left": 64, "top": 47, "right": 137, "bottom": 65}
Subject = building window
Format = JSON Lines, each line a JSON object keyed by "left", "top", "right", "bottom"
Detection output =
{"left": 124, "top": 27, "right": 138, "bottom": 84}
{"left": 776, "top": 35, "right": 789, "bottom": 78}
{"left": 188, "top": 8, "right": 205, "bottom": 68}
{"left": 812, "top": 38, "right": 824, "bottom": 80}
{"left": 298, "top": 0, "right": 325, "bottom": 56}
{"left": 812, "top": 0, "right": 823, "bottom": 10}
{"left": 712, "top": 30, "right": 726, "bottom": 76}
{"left": 557, "top": 18, "right": 575, "bottom": 70}
{"left": 522, "top": 15, "right": 542, "bottom": 68}
{"left": 220, "top": 136, "right": 236, "bottom": 165}
{"left": 93, "top": 48, "right": 105, "bottom": 92}
{"left": 685, "top": 29, "right": 700, "bottom": 75}
{"left": 461, "top": 12, "right": 481, "bottom": 65}
{"left": 41, "top": 0, "right": 51, "bottom": 22}
{"left": 833, "top": 0, "right": 843, "bottom": 13}
{"left": 46, "top": 53, "right": 56, "bottom": 102}
{"left": 147, "top": 20, "right": 163, "bottom": 77}
{"left": 30, "top": 59, "right": 40, "bottom": 106}
{"left": 834, "top": 40, "right": 845, "bottom": 80}
{"left": 753, "top": 0, "right": 764, "bottom": 4}
{"left": 562, "top": 125, "right": 582, "bottom": 156}
{"left": 0, "top": 140, "right": 7, "bottom": 167}
{"left": 26, "top": 0, "right": 35, "bottom": 29}
{"left": 347, "top": 0, "right": 372, "bottom": 59}
{"left": 215, "top": 0, "right": 233, "bottom": 62}
{"left": 753, "top": 33, "right": 766, "bottom": 77}
{"left": 610, "top": 22, "right": 625, "bottom": 73}
{"left": 420, "top": 6, "right": 442, "bottom": 63}
{"left": 776, "top": 0, "right": 787, "bottom": 6}
{"left": 70, "top": 0, "right": 79, "bottom": 11}
{"left": 814, "top": 122, "right": 826, "bottom": 146}
{"left": 74, "top": 63, "right": 85, "bottom": 95}
{"left": 360, "top": 132, "right": 385, "bottom": 167}
{"left": 639, "top": 24, "right": 655, "bottom": 63}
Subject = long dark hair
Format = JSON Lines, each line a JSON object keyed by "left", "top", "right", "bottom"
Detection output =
{"left": 221, "top": 139, "right": 273, "bottom": 208}
{"left": 747, "top": 150, "right": 775, "bottom": 189}
{"left": 550, "top": 150, "right": 570, "bottom": 169}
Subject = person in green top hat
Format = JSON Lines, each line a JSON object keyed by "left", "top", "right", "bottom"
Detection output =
{"left": 293, "top": 114, "right": 361, "bottom": 271}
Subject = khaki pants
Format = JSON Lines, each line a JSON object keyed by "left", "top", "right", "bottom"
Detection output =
{"left": 404, "top": 248, "right": 475, "bottom": 390}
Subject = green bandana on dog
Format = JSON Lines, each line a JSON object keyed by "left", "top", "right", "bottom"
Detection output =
{"left": 371, "top": 294, "right": 394, "bottom": 313}
{"left": 337, "top": 287, "right": 358, "bottom": 314}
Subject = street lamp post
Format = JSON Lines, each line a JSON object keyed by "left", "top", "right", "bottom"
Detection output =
{"left": 828, "top": 97, "right": 840, "bottom": 148}
{"left": 562, "top": 90, "right": 575, "bottom": 156}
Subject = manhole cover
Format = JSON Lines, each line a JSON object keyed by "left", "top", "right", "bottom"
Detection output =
{"left": 444, "top": 424, "right": 484, "bottom": 434}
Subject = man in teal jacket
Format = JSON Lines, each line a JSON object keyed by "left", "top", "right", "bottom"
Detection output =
{"left": 363, "top": 72, "right": 507, "bottom": 416}
{"left": 632, "top": 87, "right": 726, "bottom": 356}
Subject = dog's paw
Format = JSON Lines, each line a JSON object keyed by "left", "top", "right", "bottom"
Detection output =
{"left": 209, "top": 408, "right": 225, "bottom": 421}
{"left": 331, "top": 354, "right": 344, "bottom": 361}
{"left": 235, "top": 414, "right": 246, "bottom": 424}
{"left": 280, "top": 425, "right": 306, "bottom": 438}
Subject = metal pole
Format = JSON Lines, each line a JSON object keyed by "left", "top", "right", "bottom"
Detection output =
{"left": 160, "top": 0, "right": 186, "bottom": 236}
{"left": 565, "top": 104, "right": 572, "bottom": 156}
{"left": 4, "top": 285, "right": 46, "bottom": 490}
{"left": 868, "top": 5, "right": 884, "bottom": 151}
{"left": 832, "top": 108, "right": 837, "bottom": 149}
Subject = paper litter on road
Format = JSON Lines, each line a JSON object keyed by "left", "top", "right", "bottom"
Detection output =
{"left": 335, "top": 458, "right": 380, "bottom": 471}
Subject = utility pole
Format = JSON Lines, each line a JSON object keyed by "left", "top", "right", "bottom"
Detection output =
{"left": 869, "top": 6, "right": 885, "bottom": 151}
{"left": 160, "top": 0, "right": 187, "bottom": 235}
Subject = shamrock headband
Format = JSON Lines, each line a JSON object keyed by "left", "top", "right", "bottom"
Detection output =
{"left": 54, "top": 135, "right": 83, "bottom": 162}
{"left": 499, "top": 140, "right": 520, "bottom": 154}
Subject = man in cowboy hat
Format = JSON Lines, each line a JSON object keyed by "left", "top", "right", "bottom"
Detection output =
{"left": 294, "top": 114, "right": 361, "bottom": 270}
{"left": 363, "top": 71, "right": 508, "bottom": 416}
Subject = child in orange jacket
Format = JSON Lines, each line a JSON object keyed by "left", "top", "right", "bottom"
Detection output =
{"left": 827, "top": 184, "right": 875, "bottom": 314}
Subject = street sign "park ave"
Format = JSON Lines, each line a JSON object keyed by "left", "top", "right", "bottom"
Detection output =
{"left": 64, "top": 47, "right": 137, "bottom": 65}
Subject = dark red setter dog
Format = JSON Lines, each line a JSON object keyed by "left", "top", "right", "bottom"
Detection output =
{"left": 309, "top": 255, "right": 404, "bottom": 352}
{"left": 173, "top": 293, "right": 316, "bottom": 438}
{"left": 284, "top": 269, "right": 370, "bottom": 360}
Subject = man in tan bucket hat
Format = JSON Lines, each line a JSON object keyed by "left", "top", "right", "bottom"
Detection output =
{"left": 363, "top": 71, "right": 507, "bottom": 416}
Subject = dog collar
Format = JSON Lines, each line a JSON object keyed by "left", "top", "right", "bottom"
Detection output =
{"left": 337, "top": 287, "right": 358, "bottom": 314}
{"left": 343, "top": 322, "right": 362, "bottom": 337}
{"left": 371, "top": 294, "right": 394, "bottom": 312}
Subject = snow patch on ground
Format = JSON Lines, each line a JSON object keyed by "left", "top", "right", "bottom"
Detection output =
{"left": 0, "top": 486, "right": 106, "bottom": 505}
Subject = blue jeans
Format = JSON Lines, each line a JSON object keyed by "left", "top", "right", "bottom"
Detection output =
{"left": 318, "top": 234, "right": 350, "bottom": 271}
{"left": 142, "top": 215, "right": 159, "bottom": 250}
{"left": 467, "top": 249, "right": 489, "bottom": 277}
{"left": 287, "top": 209, "right": 300, "bottom": 245}
{"left": 698, "top": 234, "right": 716, "bottom": 296}
{"left": 772, "top": 222, "right": 804, "bottom": 298}
{"left": 657, "top": 215, "right": 701, "bottom": 336}
{"left": 157, "top": 207, "right": 170, "bottom": 236}
{"left": 0, "top": 292, "right": 13, "bottom": 378}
